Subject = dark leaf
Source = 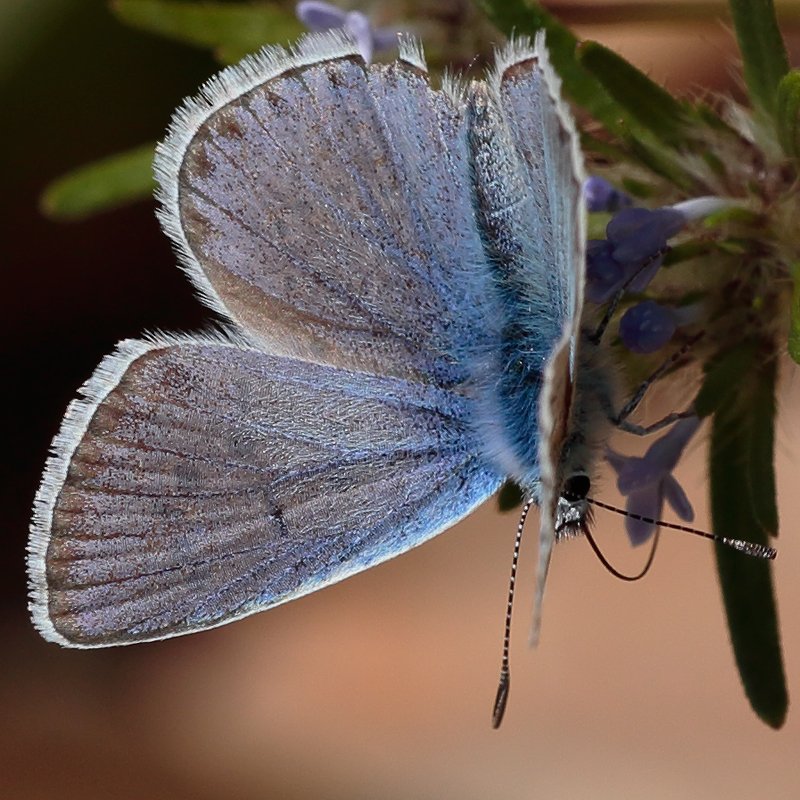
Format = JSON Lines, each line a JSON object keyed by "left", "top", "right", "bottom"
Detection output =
{"left": 577, "top": 40, "right": 689, "bottom": 146}
{"left": 497, "top": 481, "right": 524, "bottom": 513}
{"left": 40, "top": 142, "right": 156, "bottom": 220}
{"left": 709, "top": 354, "right": 787, "bottom": 728}
{"left": 112, "top": 0, "right": 304, "bottom": 64}
{"left": 776, "top": 70, "right": 800, "bottom": 158}
{"left": 728, "top": 0, "right": 789, "bottom": 116}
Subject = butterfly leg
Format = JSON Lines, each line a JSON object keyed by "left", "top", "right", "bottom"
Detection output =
{"left": 587, "top": 247, "right": 670, "bottom": 344}
{"left": 612, "top": 331, "right": 704, "bottom": 434}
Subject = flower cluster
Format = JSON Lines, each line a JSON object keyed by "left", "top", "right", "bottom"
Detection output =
{"left": 581, "top": 178, "right": 733, "bottom": 542}
{"left": 585, "top": 185, "right": 733, "bottom": 353}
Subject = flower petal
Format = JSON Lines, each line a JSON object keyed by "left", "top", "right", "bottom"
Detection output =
{"left": 584, "top": 176, "right": 632, "bottom": 213}
{"left": 605, "top": 446, "right": 628, "bottom": 475}
{"left": 296, "top": 0, "right": 346, "bottom": 30}
{"left": 619, "top": 300, "right": 677, "bottom": 354}
{"left": 608, "top": 207, "right": 686, "bottom": 265}
{"left": 625, "top": 252, "right": 664, "bottom": 293}
{"left": 625, "top": 485, "right": 663, "bottom": 546}
{"left": 641, "top": 416, "right": 702, "bottom": 476}
{"left": 372, "top": 26, "right": 400, "bottom": 51}
{"left": 586, "top": 239, "right": 625, "bottom": 303}
{"left": 618, "top": 455, "right": 664, "bottom": 494}
{"left": 662, "top": 474, "right": 695, "bottom": 522}
{"left": 345, "top": 11, "right": 374, "bottom": 63}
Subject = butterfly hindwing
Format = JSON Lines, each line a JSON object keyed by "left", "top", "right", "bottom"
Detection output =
{"left": 29, "top": 336, "right": 501, "bottom": 647}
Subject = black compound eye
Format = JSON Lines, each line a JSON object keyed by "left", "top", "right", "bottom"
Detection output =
{"left": 562, "top": 474, "right": 590, "bottom": 502}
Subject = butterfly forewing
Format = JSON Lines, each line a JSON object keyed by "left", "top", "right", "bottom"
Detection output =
{"left": 159, "top": 33, "right": 498, "bottom": 384}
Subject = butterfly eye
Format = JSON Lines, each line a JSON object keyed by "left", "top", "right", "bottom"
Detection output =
{"left": 562, "top": 474, "right": 590, "bottom": 502}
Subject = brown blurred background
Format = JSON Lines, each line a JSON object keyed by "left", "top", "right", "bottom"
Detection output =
{"left": 2, "top": 2, "right": 800, "bottom": 797}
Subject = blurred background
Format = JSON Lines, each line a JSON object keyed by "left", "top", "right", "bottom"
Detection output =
{"left": 2, "top": 1, "right": 800, "bottom": 797}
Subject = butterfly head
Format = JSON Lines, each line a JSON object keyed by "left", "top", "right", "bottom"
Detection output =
{"left": 537, "top": 335, "right": 614, "bottom": 543}
{"left": 555, "top": 471, "right": 592, "bottom": 539}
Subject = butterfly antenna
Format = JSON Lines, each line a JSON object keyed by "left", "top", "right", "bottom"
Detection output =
{"left": 492, "top": 498, "right": 533, "bottom": 729}
{"left": 587, "top": 498, "right": 777, "bottom": 560}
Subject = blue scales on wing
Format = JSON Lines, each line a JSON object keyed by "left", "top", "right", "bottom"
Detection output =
{"left": 160, "top": 32, "right": 501, "bottom": 387}
{"left": 38, "top": 339, "right": 499, "bottom": 645}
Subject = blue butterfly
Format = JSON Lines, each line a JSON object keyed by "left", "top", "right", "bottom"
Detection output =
{"left": 28, "top": 31, "right": 613, "bottom": 647}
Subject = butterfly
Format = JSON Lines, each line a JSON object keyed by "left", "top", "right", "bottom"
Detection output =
{"left": 28, "top": 30, "right": 616, "bottom": 648}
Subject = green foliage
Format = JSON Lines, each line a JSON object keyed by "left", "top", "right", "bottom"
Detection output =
{"left": 497, "top": 481, "right": 524, "bottom": 513}
{"left": 728, "top": 0, "right": 789, "bottom": 117}
{"left": 710, "top": 354, "right": 786, "bottom": 727}
{"left": 112, "top": 1, "right": 304, "bottom": 64}
{"left": 776, "top": 70, "right": 800, "bottom": 158}
{"left": 695, "top": 343, "right": 760, "bottom": 418}
{"left": 40, "top": 142, "right": 156, "bottom": 220}
{"left": 576, "top": 40, "right": 689, "bottom": 146}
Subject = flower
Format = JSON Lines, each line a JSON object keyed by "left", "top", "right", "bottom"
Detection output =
{"left": 607, "top": 206, "right": 686, "bottom": 266}
{"left": 618, "top": 299, "right": 703, "bottom": 354}
{"left": 295, "top": 1, "right": 399, "bottom": 63}
{"left": 585, "top": 239, "right": 625, "bottom": 304}
{"left": 586, "top": 196, "right": 738, "bottom": 352}
{"left": 606, "top": 416, "right": 701, "bottom": 546}
{"left": 586, "top": 205, "right": 687, "bottom": 304}
{"left": 584, "top": 176, "right": 632, "bottom": 213}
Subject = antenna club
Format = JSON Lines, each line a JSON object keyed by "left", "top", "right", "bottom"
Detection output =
{"left": 586, "top": 498, "right": 777, "bottom": 560}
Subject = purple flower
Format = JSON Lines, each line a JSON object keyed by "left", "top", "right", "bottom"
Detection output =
{"left": 619, "top": 300, "right": 676, "bottom": 354}
{"left": 585, "top": 239, "right": 625, "bottom": 304}
{"left": 606, "top": 416, "right": 701, "bottom": 546}
{"left": 607, "top": 206, "right": 686, "bottom": 270}
{"left": 586, "top": 206, "right": 686, "bottom": 303}
{"left": 584, "top": 176, "right": 632, "bottom": 213}
{"left": 296, "top": 1, "right": 399, "bottom": 63}
{"left": 586, "top": 196, "right": 735, "bottom": 310}
{"left": 618, "top": 300, "right": 702, "bottom": 354}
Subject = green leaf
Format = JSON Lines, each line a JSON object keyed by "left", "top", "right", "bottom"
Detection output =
{"left": 728, "top": 0, "right": 789, "bottom": 116}
{"left": 776, "top": 70, "right": 800, "bottom": 158}
{"left": 624, "top": 135, "right": 696, "bottom": 193}
{"left": 619, "top": 177, "right": 655, "bottom": 199}
{"left": 708, "top": 341, "right": 788, "bottom": 728}
{"left": 576, "top": 40, "right": 689, "bottom": 146}
{"left": 702, "top": 207, "right": 759, "bottom": 227}
{"left": 40, "top": 143, "right": 156, "bottom": 220}
{"left": 746, "top": 358, "right": 778, "bottom": 537}
{"left": 701, "top": 150, "right": 727, "bottom": 177}
{"left": 695, "top": 342, "right": 759, "bottom": 418}
{"left": 579, "top": 132, "right": 631, "bottom": 163}
{"left": 709, "top": 355, "right": 787, "bottom": 728}
{"left": 788, "top": 264, "right": 800, "bottom": 365}
{"left": 661, "top": 239, "right": 716, "bottom": 266}
{"left": 112, "top": 1, "right": 304, "bottom": 64}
